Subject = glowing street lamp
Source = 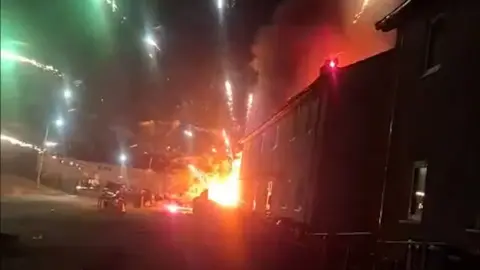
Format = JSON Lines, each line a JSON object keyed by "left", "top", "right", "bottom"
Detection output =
{"left": 44, "top": 141, "right": 58, "bottom": 147}
{"left": 216, "top": 0, "right": 225, "bottom": 10}
{"left": 119, "top": 153, "right": 128, "bottom": 163}
{"left": 184, "top": 130, "right": 194, "bottom": 138}
{"left": 55, "top": 117, "right": 64, "bottom": 128}
{"left": 63, "top": 89, "right": 72, "bottom": 100}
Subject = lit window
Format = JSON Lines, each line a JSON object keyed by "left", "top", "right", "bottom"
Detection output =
{"left": 409, "top": 161, "right": 428, "bottom": 222}
{"left": 252, "top": 181, "right": 258, "bottom": 211}
{"left": 266, "top": 180, "right": 273, "bottom": 211}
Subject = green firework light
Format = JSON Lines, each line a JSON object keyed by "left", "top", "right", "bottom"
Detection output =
{"left": 1, "top": 49, "right": 64, "bottom": 78}
{"left": 105, "top": 0, "right": 119, "bottom": 13}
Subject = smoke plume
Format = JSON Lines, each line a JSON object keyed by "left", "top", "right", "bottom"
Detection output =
{"left": 248, "top": 0, "right": 400, "bottom": 131}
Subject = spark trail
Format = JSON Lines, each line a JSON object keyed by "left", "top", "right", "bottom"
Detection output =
{"left": 1, "top": 50, "right": 64, "bottom": 78}
{"left": 225, "top": 80, "right": 236, "bottom": 122}
{"left": 353, "top": 0, "right": 371, "bottom": 24}
{"left": 246, "top": 93, "right": 254, "bottom": 121}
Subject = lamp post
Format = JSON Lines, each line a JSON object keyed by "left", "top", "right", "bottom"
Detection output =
{"left": 36, "top": 117, "right": 64, "bottom": 188}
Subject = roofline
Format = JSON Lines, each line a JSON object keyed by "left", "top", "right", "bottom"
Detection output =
{"left": 239, "top": 77, "right": 326, "bottom": 144}
{"left": 239, "top": 49, "right": 395, "bottom": 145}
{"left": 238, "top": 87, "right": 320, "bottom": 144}
{"left": 375, "top": 0, "right": 414, "bottom": 32}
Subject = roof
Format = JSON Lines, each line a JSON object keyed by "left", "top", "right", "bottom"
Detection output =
{"left": 375, "top": 0, "right": 419, "bottom": 32}
{"left": 239, "top": 49, "right": 395, "bottom": 145}
{"left": 239, "top": 81, "right": 321, "bottom": 144}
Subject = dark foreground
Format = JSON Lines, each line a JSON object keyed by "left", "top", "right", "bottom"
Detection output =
{"left": 1, "top": 197, "right": 314, "bottom": 270}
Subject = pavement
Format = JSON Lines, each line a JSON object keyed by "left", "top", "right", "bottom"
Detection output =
{"left": 1, "top": 177, "right": 316, "bottom": 270}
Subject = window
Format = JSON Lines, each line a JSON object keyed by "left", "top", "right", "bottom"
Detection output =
{"left": 273, "top": 125, "right": 280, "bottom": 150}
{"left": 259, "top": 133, "right": 265, "bottom": 153}
{"left": 252, "top": 181, "right": 259, "bottom": 211}
{"left": 408, "top": 161, "right": 428, "bottom": 222}
{"left": 266, "top": 180, "right": 273, "bottom": 211}
{"left": 424, "top": 15, "right": 444, "bottom": 73}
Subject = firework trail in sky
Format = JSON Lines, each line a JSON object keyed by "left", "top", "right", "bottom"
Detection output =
{"left": 1, "top": 134, "right": 42, "bottom": 152}
{"left": 246, "top": 93, "right": 254, "bottom": 121}
{"left": 353, "top": 0, "right": 371, "bottom": 24}
{"left": 225, "top": 80, "right": 236, "bottom": 123}
{"left": 1, "top": 49, "right": 64, "bottom": 78}
{"left": 105, "top": 0, "right": 118, "bottom": 13}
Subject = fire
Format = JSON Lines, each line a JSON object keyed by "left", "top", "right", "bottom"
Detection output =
{"left": 186, "top": 129, "right": 242, "bottom": 207}
{"left": 208, "top": 154, "right": 242, "bottom": 207}
{"left": 187, "top": 153, "right": 242, "bottom": 208}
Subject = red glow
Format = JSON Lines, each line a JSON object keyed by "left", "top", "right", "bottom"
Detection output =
{"left": 329, "top": 60, "right": 337, "bottom": 68}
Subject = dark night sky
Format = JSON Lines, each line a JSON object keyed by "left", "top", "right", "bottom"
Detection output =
{"left": 1, "top": 0, "right": 397, "bottom": 165}
{"left": 1, "top": 0, "right": 282, "bottom": 165}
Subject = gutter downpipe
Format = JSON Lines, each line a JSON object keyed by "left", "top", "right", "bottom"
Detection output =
{"left": 377, "top": 32, "right": 404, "bottom": 233}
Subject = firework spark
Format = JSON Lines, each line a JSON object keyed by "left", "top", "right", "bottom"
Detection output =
{"left": 1, "top": 134, "right": 42, "bottom": 152}
{"left": 222, "top": 129, "right": 233, "bottom": 159}
{"left": 1, "top": 50, "right": 64, "bottom": 78}
{"left": 246, "top": 93, "right": 254, "bottom": 121}
{"left": 353, "top": 0, "right": 371, "bottom": 24}
{"left": 105, "top": 0, "right": 118, "bottom": 13}
{"left": 225, "top": 80, "right": 236, "bottom": 122}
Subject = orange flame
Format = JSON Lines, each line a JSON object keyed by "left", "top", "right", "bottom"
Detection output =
{"left": 187, "top": 153, "right": 242, "bottom": 208}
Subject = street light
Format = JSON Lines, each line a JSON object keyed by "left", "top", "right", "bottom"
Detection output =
{"left": 36, "top": 117, "right": 65, "bottom": 188}
{"left": 55, "top": 117, "right": 64, "bottom": 127}
{"left": 144, "top": 35, "right": 160, "bottom": 51}
{"left": 184, "top": 130, "right": 193, "bottom": 138}
{"left": 216, "top": 0, "right": 225, "bottom": 10}
{"left": 119, "top": 153, "right": 128, "bottom": 164}
{"left": 63, "top": 89, "right": 72, "bottom": 100}
{"left": 44, "top": 141, "right": 58, "bottom": 147}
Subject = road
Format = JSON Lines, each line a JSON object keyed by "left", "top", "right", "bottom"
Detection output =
{"left": 1, "top": 195, "right": 316, "bottom": 270}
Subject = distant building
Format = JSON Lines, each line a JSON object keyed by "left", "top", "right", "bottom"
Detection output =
{"left": 40, "top": 155, "right": 167, "bottom": 194}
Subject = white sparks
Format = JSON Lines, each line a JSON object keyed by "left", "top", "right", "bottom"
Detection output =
{"left": 105, "top": 0, "right": 118, "bottom": 12}
{"left": 1, "top": 134, "right": 42, "bottom": 152}
{"left": 246, "top": 93, "right": 254, "bottom": 120}
{"left": 222, "top": 129, "right": 233, "bottom": 158}
{"left": 353, "top": 0, "right": 371, "bottom": 24}
{"left": 225, "top": 80, "right": 235, "bottom": 122}
{"left": 144, "top": 35, "right": 160, "bottom": 51}
{"left": 1, "top": 50, "right": 64, "bottom": 78}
